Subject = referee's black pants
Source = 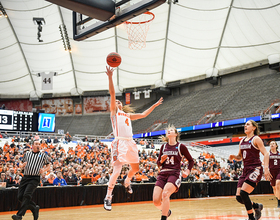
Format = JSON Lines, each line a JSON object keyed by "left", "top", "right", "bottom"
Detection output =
{"left": 17, "top": 175, "right": 40, "bottom": 217}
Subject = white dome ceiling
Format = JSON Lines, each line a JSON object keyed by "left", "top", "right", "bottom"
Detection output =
{"left": 1, "top": 0, "right": 280, "bottom": 98}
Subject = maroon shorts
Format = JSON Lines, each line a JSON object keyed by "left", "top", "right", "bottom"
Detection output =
{"left": 237, "top": 166, "right": 263, "bottom": 188}
{"left": 155, "top": 170, "right": 181, "bottom": 192}
{"left": 270, "top": 169, "right": 280, "bottom": 186}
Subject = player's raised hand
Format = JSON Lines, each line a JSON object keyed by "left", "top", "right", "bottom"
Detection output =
{"left": 154, "top": 97, "right": 163, "bottom": 107}
{"left": 106, "top": 66, "right": 114, "bottom": 77}
{"left": 160, "top": 154, "right": 168, "bottom": 164}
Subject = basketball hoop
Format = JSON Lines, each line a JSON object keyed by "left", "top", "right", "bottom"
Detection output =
{"left": 124, "top": 11, "right": 155, "bottom": 50}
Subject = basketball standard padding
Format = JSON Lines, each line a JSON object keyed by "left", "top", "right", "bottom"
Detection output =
{"left": 46, "top": 0, "right": 115, "bottom": 21}
{"left": 107, "top": 52, "right": 122, "bottom": 67}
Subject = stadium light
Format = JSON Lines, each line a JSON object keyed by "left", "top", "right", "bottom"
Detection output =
{"left": 268, "top": 54, "right": 280, "bottom": 72}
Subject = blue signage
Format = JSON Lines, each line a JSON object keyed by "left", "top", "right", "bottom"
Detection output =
{"left": 38, "top": 113, "right": 55, "bottom": 132}
{"left": 133, "top": 112, "right": 280, "bottom": 138}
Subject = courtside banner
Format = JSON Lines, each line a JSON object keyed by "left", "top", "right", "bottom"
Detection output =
{"left": 125, "top": 93, "right": 131, "bottom": 105}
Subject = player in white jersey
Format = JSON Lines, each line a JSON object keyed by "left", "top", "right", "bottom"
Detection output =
{"left": 104, "top": 66, "right": 163, "bottom": 211}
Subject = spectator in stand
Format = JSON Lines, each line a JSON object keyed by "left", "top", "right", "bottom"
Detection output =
{"left": 24, "top": 136, "right": 29, "bottom": 143}
{"left": 3, "top": 131, "right": 8, "bottom": 138}
{"left": 3, "top": 142, "right": 10, "bottom": 154}
{"left": 13, "top": 175, "right": 21, "bottom": 187}
{"left": 199, "top": 171, "right": 207, "bottom": 181}
{"left": 40, "top": 140, "right": 47, "bottom": 150}
{"left": 34, "top": 133, "right": 40, "bottom": 141}
{"left": 53, "top": 136, "right": 59, "bottom": 143}
{"left": 209, "top": 171, "right": 219, "bottom": 180}
{"left": 118, "top": 170, "right": 127, "bottom": 181}
{"left": 9, "top": 168, "right": 16, "bottom": 180}
{"left": 62, "top": 168, "right": 68, "bottom": 179}
{"left": 47, "top": 173, "right": 56, "bottom": 185}
{"left": 65, "top": 132, "right": 71, "bottom": 142}
{"left": 97, "top": 172, "right": 110, "bottom": 184}
{"left": 140, "top": 139, "right": 145, "bottom": 146}
{"left": 15, "top": 136, "right": 21, "bottom": 143}
{"left": 0, "top": 132, "right": 3, "bottom": 138}
{"left": 41, "top": 172, "right": 48, "bottom": 186}
{"left": 46, "top": 136, "right": 52, "bottom": 144}
{"left": 230, "top": 170, "right": 238, "bottom": 181}
{"left": 198, "top": 153, "right": 205, "bottom": 161}
{"left": 0, "top": 172, "right": 8, "bottom": 187}
{"left": 65, "top": 171, "right": 77, "bottom": 185}
{"left": 83, "top": 136, "right": 89, "bottom": 142}
{"left": 76, "top": 172, "right": 82, "bottom": 185}
{"left": 223, "top": 171, "right": 231, "bottom": 181}
{"left": 53, "top": 171, "right": 67, "bottom": 186}
{"left": 29, "top": 137, "right": 34, "bottom": 146}
{"left": 147, "top": 169, "right": 157, "bottom": 182}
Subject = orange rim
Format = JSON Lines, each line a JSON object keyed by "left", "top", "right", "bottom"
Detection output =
{"left": 125, "top": 11, "right": 155, "bottom": 25}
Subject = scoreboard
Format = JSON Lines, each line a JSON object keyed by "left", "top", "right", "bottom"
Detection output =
{"left": 13, "top": 111, "right": 36, "bottom": 131}
{"left": 0, "top": 109, "right": 40, "bottom": 132}
{"left": 0, "top": 110, "right": 13, "bottom": 130}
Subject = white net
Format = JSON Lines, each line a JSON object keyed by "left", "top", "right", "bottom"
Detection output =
{"left": 124, "top": 12, "right": 154, "bottom": 50}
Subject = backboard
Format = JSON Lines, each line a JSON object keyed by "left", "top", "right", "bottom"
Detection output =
{"left": 72, "top": 0, "right": 166, "bottom": 41}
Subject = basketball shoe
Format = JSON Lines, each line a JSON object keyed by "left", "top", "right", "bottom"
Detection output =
{"left": 254, "top": 203, "right": 263, "bottom": 220}
{"left": 120, "top": 179, "right": 133, "bottom": 194}
{"left": 167, "top": 210, "right": 172, "bottom": 218}
{"left": 104, "top": 195, "right": 112, "bottom": 211}
{"left": 12, "top": 215, "right": 22, "bottom": 220}
{"left": 33, "top": 205, "right": 40, "bottom": 220}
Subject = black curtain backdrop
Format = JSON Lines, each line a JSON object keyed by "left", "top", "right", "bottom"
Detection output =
{"left": 0, "top": 181, "right": 273, "bottom": 212}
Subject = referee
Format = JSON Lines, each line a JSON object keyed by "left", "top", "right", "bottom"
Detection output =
{"left": 12, "top": 140, "right": 50, "bottom": 220}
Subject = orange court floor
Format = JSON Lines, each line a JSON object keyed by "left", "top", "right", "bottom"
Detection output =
{"left": 1, "top": 194, "right": 280, "bottom": 220}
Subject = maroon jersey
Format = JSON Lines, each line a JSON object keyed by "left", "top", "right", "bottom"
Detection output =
{"left": 157, "top": 142, "right": 194, "bottom": 171}
{"left": 240, "top": 136, "right": 262, "bottom": 167}
{"left": 269, "top": 151, "right": 280, "bottom": 170}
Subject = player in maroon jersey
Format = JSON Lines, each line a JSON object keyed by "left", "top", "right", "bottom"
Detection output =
{"left": 229, "top": 120, "right": 272, "bottom": 220}
{"left": 153, "top": 125, "right": 194, "bottom": 220}
{"left": 269, "top": 141, "right": 280, "bottom": 207}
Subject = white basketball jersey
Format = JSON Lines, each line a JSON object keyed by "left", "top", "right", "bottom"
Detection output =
{"left": 111, "top": 108, "right": 133, "bottom": 138}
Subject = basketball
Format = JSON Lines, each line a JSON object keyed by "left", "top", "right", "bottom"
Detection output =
{"left": 106, "top": 52, "right": 122, "bottom": 67}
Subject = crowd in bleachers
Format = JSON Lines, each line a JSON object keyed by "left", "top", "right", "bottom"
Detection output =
{"left": 0, "top": 132, "right": 247, "bottom": 189}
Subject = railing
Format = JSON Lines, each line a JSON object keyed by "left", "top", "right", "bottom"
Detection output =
{"left": 184, "top": 141, "right": 229, "bottom": 160}
{"left": 0, "top": 131, "right": 65, "bottom": 140}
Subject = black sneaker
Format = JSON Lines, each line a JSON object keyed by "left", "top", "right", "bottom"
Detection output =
{"left": 254, "top": 203, "right": 263, "bottom": 220}
{"left": 33, "top": 205, "right": 40, "bottom": 220}
{"left": 167, "top": 210, "right": 172, "bottom": 218}
{"left": 104, "top": 197, "right": 112, "bottom": 211}
{"left": 12, "top": 215, "right": 22, "bottom": 220}
{"left": 120, "top": 179, "right": 133, "bottom": 194}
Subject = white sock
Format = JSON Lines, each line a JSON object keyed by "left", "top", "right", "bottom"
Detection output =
{"left": 106, "top": 187, "right": 113, "bottom": 199}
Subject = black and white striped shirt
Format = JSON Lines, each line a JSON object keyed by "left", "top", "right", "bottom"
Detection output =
{"left": 23, "top": 151, "right": 49, "bottom": 176}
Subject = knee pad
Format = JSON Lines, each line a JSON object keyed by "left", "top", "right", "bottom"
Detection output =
{"left": 236, "top": 195, "right": 244, "bottom": 204}
{"left": 240, "top": 190, "right": 253, "bottom": 211}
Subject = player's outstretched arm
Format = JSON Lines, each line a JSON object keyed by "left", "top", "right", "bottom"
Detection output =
{"left": 130, "top": 97, "right": 163, "bottom": 121}
{"left": 106, "top": 66, "right": 117, "bottom": 114}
